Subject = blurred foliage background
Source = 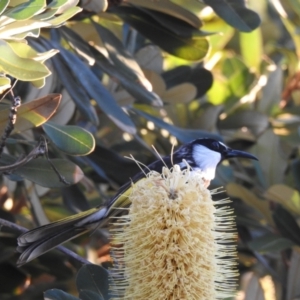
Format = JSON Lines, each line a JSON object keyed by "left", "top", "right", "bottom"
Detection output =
{"left": 1, "top": 0, "right": 300, "bottom": 299}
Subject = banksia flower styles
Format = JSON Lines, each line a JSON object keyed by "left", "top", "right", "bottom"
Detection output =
{"left": 110, "top": 164, "right": 238, "bottom": 300}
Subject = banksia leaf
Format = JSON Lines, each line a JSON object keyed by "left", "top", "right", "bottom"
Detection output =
{"left": 110, "top": 165, "right": 238, "bottom": 300}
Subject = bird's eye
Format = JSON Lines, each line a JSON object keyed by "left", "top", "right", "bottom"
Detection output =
{"left": 212, "top": 141, "right": 219, "bottom": 150}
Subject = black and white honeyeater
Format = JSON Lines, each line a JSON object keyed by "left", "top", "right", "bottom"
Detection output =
{"left": 17, "top": 138, "right": 257, "bottom": 265}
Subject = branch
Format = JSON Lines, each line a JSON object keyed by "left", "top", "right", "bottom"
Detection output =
{"left": 0, "top": 87, "right": 21, "bottom": 156}
{"left": 0, "top": 217, "right": 91, "bottom": 265}
{"left": 0, "top": 138, "right": 46, "bottom": 172}
{"left": 0, "top": 136, "right": 69, "bottom": 185}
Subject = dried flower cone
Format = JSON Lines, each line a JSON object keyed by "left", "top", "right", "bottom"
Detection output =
{"left": 110, "top": 165, "right": 238, "bottom": 300}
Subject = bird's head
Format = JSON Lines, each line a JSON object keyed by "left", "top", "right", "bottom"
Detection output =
{"left": 192, "top": 138, "right": 257, "bottom": 161}
{"left": 186, "top": 138, "right": 257, "bottom": 180}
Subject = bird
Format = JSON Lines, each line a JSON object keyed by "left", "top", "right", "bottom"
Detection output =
{"left": 17, "top": 138, "right": 257, "bottom": 265}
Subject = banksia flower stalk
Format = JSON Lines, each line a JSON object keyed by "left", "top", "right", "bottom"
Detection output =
{"left": 110, "top": 165, "right": 238, "bottom": 300}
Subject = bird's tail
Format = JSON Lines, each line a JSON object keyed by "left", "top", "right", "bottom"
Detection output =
{"left": 17, "top": 181, "right": 134, "bottom": 266}
{"left": 17, "top": 206, "right": 108, "bottom": 266}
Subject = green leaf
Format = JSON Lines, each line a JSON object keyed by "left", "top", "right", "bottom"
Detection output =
{"left": 48, "top": 89, "right": 76, "bottom": 125}
{"left": 4, "top": 0, "right": 28, "bottom": 8}
{"left": 248, "top": 233, "right": 294, "bottom": 253}
{"left": 0, "top": 94, "right": 61, "bottom": 133}
{"left": 49, "top": 52, "right": 99, "bottom": 125}
{"left": 61, "top": 184, "right": 90, "bottom": 212}
{"left": 32, "top": 8, "right": 58, "bottom": 20}
{"left": 0, "top": 19, "right": 49, "bottom": 39}
{"left": 31, "top": 78, "right": 46, "bottom": 88}
{"left": 13, "top": 158, "right": 84, "bottom": 188}
{"left": 203, "top": 0, "right": 261, "bottom": 32}
{"left": 5, "top": 0, "right": 46, "bottom": 20}
{"left": 47, "top": 0, "right": 70, "bottom": 9}
{"left": 55, "top": 0, "right": 80, "bottom": 13}
{"left": 133, "top": 108, "right": 221, "bottom": 143}
{"left": 207, "top": 57, "right": 255, "bottom": 105}
{"left": 47, "top": 6, "right": 82, "bottom": 26}
{"left": 257, "top": 66, "right": 282, "bottom": 115}
{"left": 51, "top": 42, "right": 136, "bottom": 134}
{"left": 222, "top": 57, "right": 255, "bottom": 97}
{"left": 6, "top": 41, "right": 58, "bottom": 62}
{"left": 194, "top": 104, "right": 223, "bottom": 132}
{"left": 274, "top": 4, "right": 300, "bottom": 59}
{"left": 10, "top": 28, "right": 40, "bottom": 39}
{"left": 79, "top": 290, "right": 105, "bottom": 300}
{"left": 273, "top": 205, "right": 300, "bottom": 246}
{"left": 76, "top": 265, "right": 110, "bottom": 300}
{"left": 265, "top": 184, "right": 300, "bottom": 216}
{"left": 126, "top": 5, "right": 210, "bottom": 38}
{"left": 0, "top": 40, "right": 51, "bottom": 81}
{"left": 60, "top": 26, "right": 163, "bottom": 107}
{"left": 251, "top": 129, "right": 289, "bottom": 186}
{"left": 219, "top": 110, "right": 269, "bottom": 136}
{"left": 277, "top": 48, "right": 298, "bottom": 77}
{"left": 92, "top": 21, "right": 152, "bottom": 90}
{"left": 162, "top": 66, "right": 213, "bottom": 98}
{"left": 94, "top": 53, "right": 163, "bottom": 107}
{"left": 240, "top": 28, "right": 262, "bottom": 72}
{"left": 288, "top": 0, "right": 300, "bottom": 18}
{"left": 286, "top": 250, "right": 300, "bottom": 300}
{"left": 206, "top": 78, "right": 228, "bottom": 105}
{"left": 43, "top": 121, "right": 95, "bottom": 156}
{"left": 110, "top": 6, "right": 209, "bottom": 61}
{"left": 44, "top": 288, "right": 80, "bottom": 300}
{"left": 226, "top": 182, "right": 274, "bottom": 226}
{"left": 202, "top": 17, "right": 234, "bottom": 54}
{"left": 126, "top": 0, "right": 201, "bottom": 28}
{"left": 0, "top": 76, "right": 11, "bottom": 93}
{"left": 0, "top": 0, "right": 9, "bottom": 15}
{"left": 292, "top": 159, "right": 300, "bottom": 191}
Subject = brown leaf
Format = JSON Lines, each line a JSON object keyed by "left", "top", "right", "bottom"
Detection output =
{"left": 0, "top": 94, "right": 61, "bottom": 134}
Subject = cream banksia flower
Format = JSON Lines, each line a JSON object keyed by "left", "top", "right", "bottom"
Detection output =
{"left": 110, "top": 164, "right": 238, "bottom": 300}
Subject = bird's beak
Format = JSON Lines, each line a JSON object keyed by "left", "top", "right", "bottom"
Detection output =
{"left": 224, "top": 149, "right": 258, "bottom": 160}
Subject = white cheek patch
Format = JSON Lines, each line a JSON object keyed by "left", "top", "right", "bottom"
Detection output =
{"left": 192, "top": 145, "right": 221, "bottom": 180}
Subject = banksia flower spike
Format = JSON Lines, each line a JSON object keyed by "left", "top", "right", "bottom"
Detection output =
{"left": 110, "top": 164, "right": 238, "bottom": 300}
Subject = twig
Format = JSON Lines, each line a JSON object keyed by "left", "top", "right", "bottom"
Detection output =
{"left": 0, "top": 90, "right": 21, "bottom": 156}
{"left": 0, "top": 136, "right": 70, "bottom": 185}
{"left": 281, "top": 71, "right": 300, "bottom": 109}
{"left": 0, "top": 137, "right": 46, "bottom": 172}
{"left": 0, "top": 217, "right": 91, "bottom": 265}
{"left": 57, "top": 245, "right": 91, "bottom": 265}
{"left": 0, "top": 217, "right": 27, "bottom": 233}
{"left": 41, "top": 136, "right": 70, "bottom": 185}
{"left": 0, "top": 87, "right": 69, "bottom": 185}
{"left": 0, "top": 79, "right": 18, "bottom": 101}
